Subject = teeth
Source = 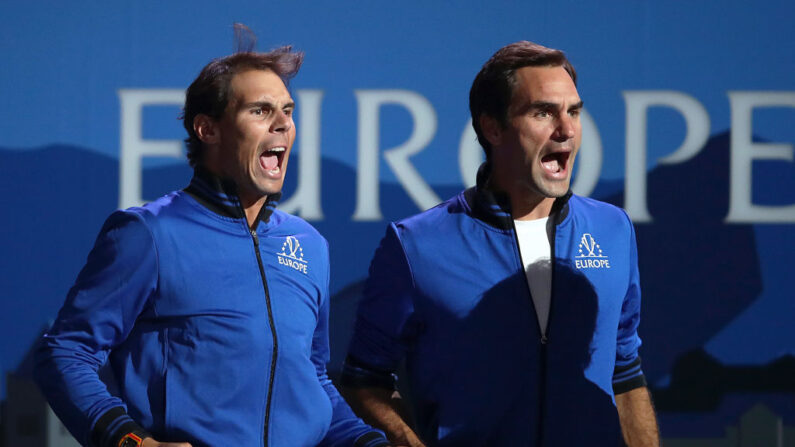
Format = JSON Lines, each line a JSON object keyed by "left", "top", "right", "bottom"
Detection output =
{"left": 268, "top": 147, "right": 286, "bottom": 153}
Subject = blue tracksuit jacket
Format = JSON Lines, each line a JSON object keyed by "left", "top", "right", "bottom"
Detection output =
{"left": 34, "top": 170, "right": 388, "bottom": 447}
{"left": 344, "top": 170, "right": 646, "bottom": 446}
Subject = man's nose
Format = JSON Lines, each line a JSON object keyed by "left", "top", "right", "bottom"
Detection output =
{"left": 552, "top": 114, "right": 576, "bottom": 142}
{"left": 271, "top": 110, "right": 292, "bottom": 133}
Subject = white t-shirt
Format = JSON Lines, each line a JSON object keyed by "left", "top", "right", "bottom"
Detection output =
{"left": 513, "top": 217, "right": 552, "bottom": 335}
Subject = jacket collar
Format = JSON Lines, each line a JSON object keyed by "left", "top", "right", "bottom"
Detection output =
{"left": 464, "top": 162, "right": 571, "bottom": 230}
{"left": 184, "top": 167, "right": 281, "bottom": 226}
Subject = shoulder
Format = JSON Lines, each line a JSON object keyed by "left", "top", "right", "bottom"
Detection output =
{"left": 394, "top": 190, "right": 467, "bottom": 235}
{"left": 102, "top": 206, "right": 153, "bottom": 236}
{"left": 271, "top": 210, "right": 324, "bottom": 238}
{"left": 124, "top": 190, "right": 190, "bottom": 223}
{"left": 88, "top": 207, "right": 159, "bottom": 266}
{"left": 112, "top": 191, "right": 201, "bottom": 238}
{"left": 381, "top": 191, "right": 473, "bottom": 263}
{"left": 269, "top": 209, "right": 329, "bottom": 259}
{"left": 568, "top": 194, "right": 633, "bottom": 228}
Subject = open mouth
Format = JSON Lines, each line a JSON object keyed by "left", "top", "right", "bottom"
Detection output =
{"left": 540, "top": 150, "right": 571, "bottom": 177}
{"left": 260, "top": 146, "right": 286, "bottom": 174}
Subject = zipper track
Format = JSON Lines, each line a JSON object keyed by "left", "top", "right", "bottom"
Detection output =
{"left": 538, "top": 217, "right": 556, "bottom": 447}
{"left": 251, "top": 230, "right": 279, "bottom": 447}
{"left": 510, "top": 215, "right": 556, "bottom": 447}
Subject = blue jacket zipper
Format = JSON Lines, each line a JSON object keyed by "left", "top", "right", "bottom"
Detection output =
{"left": 251, "top": 229, "right": 279, "bottom": 447}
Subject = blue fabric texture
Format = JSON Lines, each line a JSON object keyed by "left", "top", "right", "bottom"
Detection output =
{"left": 34, "top": 172, "right": 386, "bottom": 447}
{"left": 345, "top": 174, "right": 645, "bottom": 446}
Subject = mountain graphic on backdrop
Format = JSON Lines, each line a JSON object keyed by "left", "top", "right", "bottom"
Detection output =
{"left": 2, "top": 130, "right": 793, "bottom": 439}
{"left": 0, "top": 134, "right": 771, "bottom": 381}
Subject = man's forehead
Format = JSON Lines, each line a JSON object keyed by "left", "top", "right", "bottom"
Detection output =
{"left": 512, "top": 65, "right": 579, "bottom": 101}
{"left": 229, "top": 69, "right": 292, "bottom": 102}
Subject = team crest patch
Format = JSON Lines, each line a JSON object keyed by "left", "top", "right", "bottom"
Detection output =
{"left": 277, "top": 236, "right": 308, "bottom": 274}
{"left": 575, "top": 233, "right": 611, "bottom": 269}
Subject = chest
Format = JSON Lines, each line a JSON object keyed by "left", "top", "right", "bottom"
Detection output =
{"left": 406, "top": 221, "right": 631, "bottom": 326}
{"left": 147, "top": 222, "right": 326, "bottom": 346}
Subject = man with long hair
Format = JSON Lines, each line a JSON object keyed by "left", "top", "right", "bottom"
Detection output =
{"left": 35, "top": 27, "right": 389, "bottom": 447}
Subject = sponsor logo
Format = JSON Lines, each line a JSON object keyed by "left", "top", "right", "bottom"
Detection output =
{"left": 277, "top": 236, "right": 308, "bottom": 274}
{"left": 575, "top": 233, "right": 611, "bottom": 269}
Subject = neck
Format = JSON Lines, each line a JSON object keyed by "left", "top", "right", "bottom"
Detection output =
{"left": 200, "top": 162, "right": 267, "bottom": 228}
{"left": 192, "top": 165, "right": 271, "bottom": 229}
{"left": 490, "top": 176, "right": 555, "bottom": 221}
{"left": 511, "top": 194, "right": 555, "bottom": 221}
{"left": 241, "top": 194, "right": 267, "bottom": 229}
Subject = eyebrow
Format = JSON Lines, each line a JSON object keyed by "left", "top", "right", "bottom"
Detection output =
{"left": 241, "top": 100, "right": 295, "bottom": 110}
{"left": 527, "top": 100, "right": 584, "bottom": 111}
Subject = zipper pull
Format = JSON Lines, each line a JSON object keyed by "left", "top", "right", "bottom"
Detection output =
{"left": 251, "top": 229, "right": 260, "bottom": 247}
{"left": 540, "top": 335, "right": 548, "bottom": 345}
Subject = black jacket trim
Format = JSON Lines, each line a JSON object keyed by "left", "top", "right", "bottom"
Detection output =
{"left": 183, "top": 167, "right": 282, "bottom": 226}
{"left": 612, "top": 357, "right": 647, "bottom": 395}
{"left": 340, "top": 355, "right": 398, "bottom": 390}
{"left": 91, "top": 406, "right": 151, "bottom": 447}
{"left": 465, "top": 162, "right": 571, "bottom": 230}
{"left": 354, "top": 431, "right": 392, "bottom": 447}
{"left": 613, "top": 375, "right": 647, "bottom": 395}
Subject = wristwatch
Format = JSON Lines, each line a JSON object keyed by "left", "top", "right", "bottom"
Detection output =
{"left": 117, "top": 432, "right": 144, "bottom": 447}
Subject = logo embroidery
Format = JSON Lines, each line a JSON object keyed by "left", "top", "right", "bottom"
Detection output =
{"left": 575, "top": 233, "right": 611, "bottom": 269}
{"left": 277, "top": 236, "right": 308, "bottom": 274}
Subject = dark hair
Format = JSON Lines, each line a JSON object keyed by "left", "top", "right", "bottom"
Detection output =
{"left": 469, "top": 41, "right": 576, "bottom": 158}
{"left": 182, "top": 32, "right": 303, "bottom": 166}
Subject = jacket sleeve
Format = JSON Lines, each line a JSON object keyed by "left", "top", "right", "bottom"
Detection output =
{"left": 612, "top": 215, "right": 647, "bottom": 395}
{"left": 341, "top": 223, "right": 418, "bottom": 389}
{"left": 33, "top": 210, "right": 156, "bottom": 446}
{"left": 315, "top": 239, "right": 390, "bottom": 447}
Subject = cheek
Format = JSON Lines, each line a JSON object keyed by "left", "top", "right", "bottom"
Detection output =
{"left": 239, "top": 128, "right": 265, "bottom": 155}
{"left": 519, "top": 122, "right": 549, "bottom": 142}
{"left": 519, "top": 132, "right": 546, "bottom": 156}
{"left": 572, "top": 130, "right": 583, "bottom": 149}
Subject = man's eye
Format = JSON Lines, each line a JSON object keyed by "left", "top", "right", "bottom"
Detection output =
{"left": 534, "top": 110, "right": 550, "bottom": 118}
{"left": 569, "top": 109, "right": 581, "bottom": 117}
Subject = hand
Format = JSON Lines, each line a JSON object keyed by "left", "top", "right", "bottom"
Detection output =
{"left": 141, "top": 438, "right": 193, "bottom": 447}
{"left": 393, "top": 431, "right": 426, "bottom": 447}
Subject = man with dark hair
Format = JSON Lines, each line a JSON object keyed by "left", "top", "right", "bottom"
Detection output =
{"left": 35, "top": 43, "right": 390, "bottom": 447}
{"left": 341, "top": 41, "right": 660, "bottom": 446}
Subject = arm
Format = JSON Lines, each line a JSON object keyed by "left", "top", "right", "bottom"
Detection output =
{"left": 34, "top": 211, "right": 181, "bottom": 447}
{"left": 315, "top": 240, "right": 391, "bottom": 447}
{"left": 615, "top": 387, "right": 659, "bottom": 447}
{"left": 341, "top": 224, "right": 424, "bottom": 446}
{"left": 340, "top": 385, "right": 424, "bottom": 447}
{"left": 612, "top": 217, "right": 659, "bottom": 446}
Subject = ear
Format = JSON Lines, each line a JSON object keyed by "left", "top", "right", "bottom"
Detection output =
{"left": 194, "top": 114, "right": 220, "bottom": 145}
{"left": 479, "top": 114, "right": 502, "bottom": 147}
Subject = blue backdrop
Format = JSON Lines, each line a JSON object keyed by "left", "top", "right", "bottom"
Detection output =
{"left": 1, "top": 1, "right": 793, "bottom": 443}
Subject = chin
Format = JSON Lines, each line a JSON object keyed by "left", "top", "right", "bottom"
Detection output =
{"left": 258, "top": 182, "right": 285, "bottom": 197}
{"left": 538, "top": 182, "right": 571, "bottom": 198}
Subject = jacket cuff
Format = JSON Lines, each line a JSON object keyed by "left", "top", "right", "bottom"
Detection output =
{"left": 340, "top": 355, "right": 397, "bottom": 390}
{"left": 354, "top": 431, "right": 392, "bottom": 447}
{"left": 612, "top": 357, "right": 647, "bottom": 395}
{"left": 91, "top": 407, "right": 151, "bottom": 447}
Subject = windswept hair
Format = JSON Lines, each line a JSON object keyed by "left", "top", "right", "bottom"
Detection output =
{"left": 469, "top": 41, "right": 576, "bottom": 158}
{"left": 182, "top": 24, "right": 304, "bottom": 166}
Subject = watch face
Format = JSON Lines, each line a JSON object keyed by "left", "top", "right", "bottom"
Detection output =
{"left": 119, "top": 433, "right": 143, "bottom": 447}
